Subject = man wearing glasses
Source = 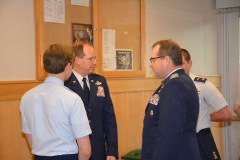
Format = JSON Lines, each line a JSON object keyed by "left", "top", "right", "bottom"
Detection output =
{"left": 65, "top": 41, "right": 118, "bottom": 160}
{"left": 141, "top": 39, "right": 201, "bottom": 160}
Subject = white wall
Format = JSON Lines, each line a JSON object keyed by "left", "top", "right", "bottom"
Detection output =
{"left": 145, "top": 0, "right": 218, "bottom": 77}
{"left": 0, "top": 0, "right": 35, "bottom": 81}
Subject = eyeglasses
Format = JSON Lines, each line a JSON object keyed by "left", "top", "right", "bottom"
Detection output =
{"left": 150, "top": 56, "right": 165, "bottom": 63}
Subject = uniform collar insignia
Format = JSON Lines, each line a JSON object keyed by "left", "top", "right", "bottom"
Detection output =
{"left": 170, "top": 73, "right": 179, "bottom": 80}
{"left": 91, "top": 80, "right": 94, "bottom": 83}
{"left": 95, "top": 81, "right": 102, "bottom": 85}
{"left": 73, "top": 81, "right": 77, "bottom": 83}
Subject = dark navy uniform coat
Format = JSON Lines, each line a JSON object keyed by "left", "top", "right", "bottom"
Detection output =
{"left": 65, "top": 73, "right": 118, "bottom": 160}
{"left": 142, "top": 69, "right": 201, "bottom": 160}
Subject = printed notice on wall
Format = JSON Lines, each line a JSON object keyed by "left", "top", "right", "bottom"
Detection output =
{"left": 71, "top": 0, "right": 89, "bottom": 7}
{"left": 102, "top": 29, "right": 116, "bottom": 71}
{"left": 44, "top": 0, "right": 65, "bottom": 23}
{"left": 116, "top": 49, "right": 133, "bottom": 70}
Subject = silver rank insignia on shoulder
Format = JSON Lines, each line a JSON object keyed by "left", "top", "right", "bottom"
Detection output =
{"left": 150, "top": 110, "right": 154, "bottom": 116}
{"left": 194, "top": 76, "right": 207, "bottom": 83}
{"left": 170, "top": 73, "right": 179, "bottom": 80}
{"left": 95, "top": 81, "right": 102, "bottom": 85}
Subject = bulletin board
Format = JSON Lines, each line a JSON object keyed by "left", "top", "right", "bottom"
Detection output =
{"left": 98, "top": 0, "right": 145, "bottom": 77}
{"left": 34, "top": 0, "right": 145, "bottom": 80}
{"left": 34, "top": 0, "right": 94, "bottom": 79}
{"left": 43, "top": 0, "right": 93, "bottom": 47}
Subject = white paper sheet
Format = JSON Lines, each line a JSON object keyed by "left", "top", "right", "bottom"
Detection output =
{"left": 102, "top": 29, "right": 116, "bottom": 71}
{"left": 71, "top": 0, "right": 89, "bottom": 7}
{"left": 44, "top": 0, "right": 65, "bottom": 23}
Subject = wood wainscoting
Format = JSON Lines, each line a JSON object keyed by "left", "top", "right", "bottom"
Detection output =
{"left": 0, "top": 76, "right": 223, "bottom": 160}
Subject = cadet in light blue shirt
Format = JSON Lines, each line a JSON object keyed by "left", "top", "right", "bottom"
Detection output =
{"left": 20, "top": 44, "right": 92, "bottom": 160}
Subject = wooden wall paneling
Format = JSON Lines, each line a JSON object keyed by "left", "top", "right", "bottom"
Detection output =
{"left": 0, "top": 100, "right": 32, "bottom": 160}
{"left": 126, "top": 91, "right": 145, "bottom": 151}
{"left": 110, "top": 92, "right": 128, "bottom": 159}
{"left": 0, "top": 81, "right": 41, "bottom": 100}
{"left": 125, "top": 90, "right": 154, "bottom": 153}
{"left": 107, "top": 77, "right": 161, "bottom": 93}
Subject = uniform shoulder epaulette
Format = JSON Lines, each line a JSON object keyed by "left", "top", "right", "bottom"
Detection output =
{"left": 194, "top": 76, "right": 207, "bottom": 83}
{"left": 170, "top": 73, "right": 179, "bottom": 80}
{"left": 90, "top": 73, "right": 104, "bottom": 78}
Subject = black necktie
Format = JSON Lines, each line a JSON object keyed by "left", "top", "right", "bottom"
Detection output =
{"left": 82, "top": 77, "right": 90, "bottom": 101}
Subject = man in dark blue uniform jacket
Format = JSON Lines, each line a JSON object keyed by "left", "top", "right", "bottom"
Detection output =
{"left": 142, "top": 39, "right": 201, "bottom": 160}
{"left": 65, "top": 41, "right": 118, "bottom": 160}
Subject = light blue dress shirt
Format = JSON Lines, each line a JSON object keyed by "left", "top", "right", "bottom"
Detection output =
{"left": 20, "top": 76, "right": 91, "bottom": 156}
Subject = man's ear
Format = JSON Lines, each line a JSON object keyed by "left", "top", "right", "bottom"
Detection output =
{"left": 64, "top": 63, "right": 71, "bottom": 73}
{"left": 164, "top": 56, "right": 171, "bottom": 65}
{"left": 189, "top": 60, "right": 193, "bottom": 68}
{"left": 74, "top": 56, "right": 79, "bottom": 64}
{"left": 63, "top": 63, "right": 72, "bottom": 81}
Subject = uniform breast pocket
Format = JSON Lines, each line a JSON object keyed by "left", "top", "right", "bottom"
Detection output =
{"left": 95, "top": 96, "right": 104, "bottom": 103}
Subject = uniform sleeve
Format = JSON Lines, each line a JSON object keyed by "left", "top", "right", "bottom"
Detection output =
{"left": 102, "top": 79, "right": 119, "bottom": 158}
{"left": 203, "top": 80, "right": 228, "bottom": 112}
{"left": 70, "top": 97, "right": 92, "bottom": 139}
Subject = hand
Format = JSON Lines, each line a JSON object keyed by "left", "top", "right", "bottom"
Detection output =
{"left": 233, "top": 104, "right": 240, "bottom": 116}
{"left": 107, "top": 156, "right": 116, "bottom": 160}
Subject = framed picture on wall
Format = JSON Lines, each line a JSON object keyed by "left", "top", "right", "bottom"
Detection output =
{"left": 72, "top": 23, "right": 93, "bottom": 45}
{"left": 116, "top": 49, "right": 133, "bottom": 70}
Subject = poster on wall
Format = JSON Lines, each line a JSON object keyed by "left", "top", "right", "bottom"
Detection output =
{"left": 116, "top": 49, "right": 133, "bottom": 70}
{"left": 72, "top": 23, "right": 93, "bottom": 45}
